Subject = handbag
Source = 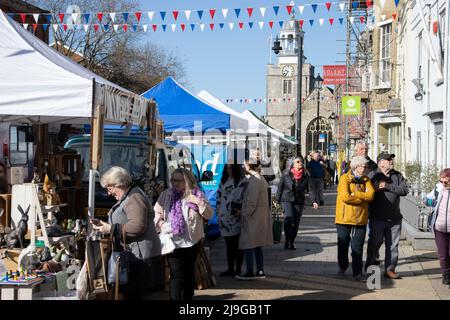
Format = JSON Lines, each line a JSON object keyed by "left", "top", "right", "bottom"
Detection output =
{"left": 107, "top": 225, "right": 132, "bottom": 285}
{"left": 159, "top": 233, "right": 175, "bottom": 255}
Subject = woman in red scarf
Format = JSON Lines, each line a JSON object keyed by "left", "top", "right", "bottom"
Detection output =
{"left": 276, "top": 157, "right": 317, "bottom": 249}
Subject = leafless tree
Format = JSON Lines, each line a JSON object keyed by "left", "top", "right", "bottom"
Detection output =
{"left": 27, "top": 0, "right": 186, "bottom": 92}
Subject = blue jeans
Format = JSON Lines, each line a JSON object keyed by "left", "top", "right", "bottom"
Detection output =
{"left": 336, "top": 224, "right": 366, "bottom": 276}
{"left": 244, "top": 247, "right": 264, "bottom": 274}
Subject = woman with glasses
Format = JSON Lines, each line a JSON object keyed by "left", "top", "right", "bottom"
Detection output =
{"left": 276, "top": 157, "right": 317, "bottom": 250}
{"left": 92, "top": 166, "right": 163, "bottom": 299}
{"left": 154, "top": 168, "right": 213, "bottom": 300}
{"left": 424, "top": 168, "right": 450, "bottom": 286}
{"left": 216, "top": 164, "right": 246, "bottom": 277}
{"left": 335, "top": 156, "right": 375, "bottom": 281}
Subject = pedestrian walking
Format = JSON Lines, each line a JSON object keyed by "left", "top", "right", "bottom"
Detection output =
{"left": 342, "top": 141, "right": 377, "bottom": 178}
{"left": 424, "top": 168, "right": 450, "bottom": 286}
{"left": 329, "top": 156, "right": 337, "bottom": 186}
{"left": 276, "top": 157, "right": 317, "bottom": 250}
{"left": 365, "top": 153, "right": 409, "bottom": 279}
{"left": 236, "top": 154, "right": 273, "bottom": 280}
{"left": 307, "top": 151, "right": 325, "bottom": 206}
{"left": 154, "top": 168, "right": 213, "bottom": 300}
{"left": 335, "top": 156, "right": 375, "bottom": 280}
{"left": 216, "top": 164, "right": 246, "bottom": 277}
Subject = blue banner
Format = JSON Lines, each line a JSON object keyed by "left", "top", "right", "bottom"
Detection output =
{"left": 191, "top": 143, "right": 227, "bottom": 238}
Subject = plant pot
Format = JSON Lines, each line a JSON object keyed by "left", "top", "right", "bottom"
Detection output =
{"left": 272, "top": 218, "right": 283, "bottom": 243}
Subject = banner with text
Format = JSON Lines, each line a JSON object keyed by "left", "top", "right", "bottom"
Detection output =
{"left": 323, "top": 65, "right": 346, "bottom": 85}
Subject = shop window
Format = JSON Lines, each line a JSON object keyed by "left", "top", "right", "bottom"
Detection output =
{"left": 9, "top": 126, "right": 30, "bottom": 166}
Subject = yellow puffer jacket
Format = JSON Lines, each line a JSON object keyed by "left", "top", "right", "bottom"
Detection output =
{"left": 335, "top": 171, "right": 375, "bottom": 225}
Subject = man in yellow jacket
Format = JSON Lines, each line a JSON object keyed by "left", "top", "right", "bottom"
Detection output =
{"left": 335, "top": 156, "right": 375, "bottom": 280}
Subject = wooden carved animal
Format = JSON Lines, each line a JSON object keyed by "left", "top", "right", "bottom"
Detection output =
{"left": 6, "top": 205, "right": 30, "bottom": 249}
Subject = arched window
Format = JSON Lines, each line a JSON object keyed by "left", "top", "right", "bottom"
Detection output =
{"left": 306, "top": 117, "right": 333, "bottom": 155}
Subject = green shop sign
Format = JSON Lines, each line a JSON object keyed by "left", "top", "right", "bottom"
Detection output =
{"left": 342, "top": 96, "right": 361, "bottom": 115}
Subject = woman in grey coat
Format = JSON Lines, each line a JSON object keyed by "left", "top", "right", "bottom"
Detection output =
{"left": 92, "top": 166, "right": 162, "bottom": 299}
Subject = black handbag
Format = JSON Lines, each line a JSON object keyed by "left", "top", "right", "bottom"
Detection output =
{"left": 107, "top": 224, "right": 131, "bottom": 285}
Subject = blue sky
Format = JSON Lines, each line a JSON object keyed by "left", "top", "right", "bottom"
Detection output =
{"left": 138, "top": 1, "right": 346, "bottom": 116}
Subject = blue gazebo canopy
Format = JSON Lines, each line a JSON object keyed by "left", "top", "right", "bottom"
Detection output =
{"left": 142, "top": 77, "right": 230, "bottom": 133}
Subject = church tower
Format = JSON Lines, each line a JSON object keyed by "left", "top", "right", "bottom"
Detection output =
{"left": 266, "top": 18, "right": 314, "bottom": 138}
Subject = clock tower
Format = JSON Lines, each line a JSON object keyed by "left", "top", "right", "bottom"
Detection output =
{"left": 266, "top": 19, "right": 314, "bottom": 138}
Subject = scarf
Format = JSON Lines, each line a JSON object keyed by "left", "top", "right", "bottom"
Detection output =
{"left": 291, "top": 167, "right": 304, "bottom": 181}
{"left": 169, "top": 186, "right": 205, "bottom": 236}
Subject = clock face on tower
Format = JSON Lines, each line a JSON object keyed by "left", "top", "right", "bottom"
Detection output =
{"left": 282, "top": 65, "right": 295, "bottom": 78}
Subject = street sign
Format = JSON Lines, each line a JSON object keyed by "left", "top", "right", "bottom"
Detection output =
{"left": 342, "top": 96, "right": 361, "bottom": 115}
{"left": 328, "top": 144, "right": 337, "bottom": 153}
{"left": 319, "top": 133, "right": 326, "bottom": 142}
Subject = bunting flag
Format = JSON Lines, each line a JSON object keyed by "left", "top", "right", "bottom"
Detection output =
{"left": 352, "top": 1, "right": 359, "bottom": 9}
{"left": 319, "top": 18, "right": 324, "bottom": 26}
{"left": 171, "top": 24, "right": 176, "bottom": 32}
{"left": 162, "top": 24, "right": 167, "bottom": 32}
{"left": 209, "top": 9, "right": 216, "bottom": 19}
{"left": 299, "top": 5, "right": 305, "bottom": 15}
{"left": 197, "top": 10, "right": 204, "bottom": 19}
{"left": 329, "top": 18, "right": 334, "bottom": 25}
{"left": 222, "top": 8, "right": 228, "bottom": 18}
{"left": 135, "top": 12, "right": 142, "bottom": 22}
{"left": 311, "top": 4, "right": 318, "bottom": 13}
{"left": 366, "top": 0, "right": 373, "bottom": 8}
{"left": 160, "top": 11, "right": 166, "bottom": 21}
{"left": 19, "top": 13, "right": 26, "bottom": 23}
{"left": 325, "top": 2, "right": 332, "bottom": 11}
{"left": 93, "top": 24, "right": 99, "bottom": 32}
{"left": 22, "top": 23, "right": 28, "bottom": 29}
{"left": 104, "top": 24, "right": 110, "bottom": 31}
{"left": 381, "top": 14, "right": 386, "bottom": 21}
{"left": 85, "top": 24, "right": 91, "bottom": 32}
{"left": 132, "top": 24, "right": 138, "bottom": 32}
{"left": 392, "top": 12, "right": 397, "bottom": 20}
{"left": 45, "top": 14, "right": 51, "bottom": 24}
{"left": 172, "top": 11, "right": 179, "bottom": 21}
{"left": 260, "top": 7, "right": 266, "bottom": 17}
{"left": 349, "top": 16, "right": 355, "bottom": 24}
{"left": 63, "top": 24, "right": 68, "bottom": 32}
{"left": 109, "top": 12, "right": 115, "bottom": 22}
{"left": 248, "top": 22, "right": 254, "bottom": 29}
{"left": 71, "top": 13, "right": 79, "bottom": 23}
{"left": 152, "top": 24, "right": 157, "bottom": 31}
{"left": 33, "top": 13, "right": 40, "bottom": 23}
{"left": 143, "top": 24, "right": 148, "bottom": 32}
{"left": 58, "top": 13, "right": 65, "bottom": 23}
{"left": 278, "top": 21, "right": 284, "bottom": 28}
{"left": 234, "top": 8, "right": 241, "bottom": 18}
{"left": 42, "top": 24, "right": 49, "bottom": 32}
{"left": 123, "top": 12, "right": 129, "bottom": 22}
{"left": 379, "top": 0, "right": 386, "bottom": 9}
{"left": 273, "top": 6, "right": 280, "bottom": 16}
{"left": 147, "top": 11, "right": 154, "bottom": 21}
{"left": 190, "top": 24, "right": 195, "bottom": 31}
{"left": 309, "top": 19, "right": 314, "bottom": 26}
{"left": 180, "top": 23, "right": 186, "bottom": 31}
{"left": 229, "top": 22, "right": 234, "bottom": 30}
{"left": 97, "top": 12, "right": 103, "bottom": 22}
{"left": 286, "top": 5, "right": 293, "bottom": 15}
{"left": 268, "top": 21, "right": 274, "bottom": 28}
{"left": 210, "top": 23, "right": 214, "bottom": 31}
{"left": 259, "top": 21, "right": 264, "bottom": 29}
{"left": 185, "top": 10, "right": 191, "bottom": 20}
{"left": 339, "top": 3, "right": 346, "bottom": 12}
{"left": 219, "top": 23, "right": 224, "bottom": 29}
{"left": 239, "top": 22, "right": 244, "bottom": 30}
{"left": 394, "top": 0, "right": 400, "bottom": 7}
{"left": 200, "top": 23, "right": 205, "bottom": 31}
{"left": 299, "top": 19, "right": 304, "bottom": 28}
{"left": 113, "top": 24, "right": 119, "bottom": 32}
{"left": 123, "top": 24, "right": 128, "bottom": 32}
{"left": 53, "top": 24, "right": 58, "bottom": 32}
{"left": 359, "top": 16, "right": 365, "bottom": 23}
{"left": 247, "top": 7, "right": 253, "bottom": 17}
{"left": 339, "top": 17, "right": 344, "bottom": 24}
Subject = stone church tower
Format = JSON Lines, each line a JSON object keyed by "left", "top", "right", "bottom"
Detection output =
{"left": 265, "top": 19, "right": 315, "bottom": 138}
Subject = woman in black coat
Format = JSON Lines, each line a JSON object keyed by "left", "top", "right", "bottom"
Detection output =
{"left": 276, "top": 157, "right": 316, "bottom": 249}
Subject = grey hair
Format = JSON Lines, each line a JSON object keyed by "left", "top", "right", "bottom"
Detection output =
{"left": 290, "top": 157, "right": 304, "bottom": 168}
{"left": 350, "top": 156, "right": 368, "bottom": 171}
{"left": 100, "top": 166, "right": 133, "bottom": 188}
{"left": 354, "top": 140, "right": 368, "bottom": 152}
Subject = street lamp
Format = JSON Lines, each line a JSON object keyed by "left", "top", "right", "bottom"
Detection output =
{"left": 272, "top": 24, "right": 305, "bottom": 158}
{"left": 314, "top": 73, "right": 323, "bottom": 152}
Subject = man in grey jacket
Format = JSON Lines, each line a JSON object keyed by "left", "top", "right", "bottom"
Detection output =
{"left": 365, "top": 153, "right": 409, "bottom": 279}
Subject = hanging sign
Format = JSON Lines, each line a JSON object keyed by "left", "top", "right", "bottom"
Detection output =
{"left": 342, "top": 96, "right": 361, "bottom": 115}
{"left": 323, "top": 65, "right": 346, "bottom": 84}
{"left": 319, "top": 133, "right": 326, "bottom": 142}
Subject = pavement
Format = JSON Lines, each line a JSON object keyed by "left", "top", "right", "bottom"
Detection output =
{"left": 148, "top": 186, "right": 450, "bottom": 300}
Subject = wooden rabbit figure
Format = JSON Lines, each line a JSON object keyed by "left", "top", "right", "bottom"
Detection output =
{"left": 6, "top": 204, "right": 30, "bottom": 249}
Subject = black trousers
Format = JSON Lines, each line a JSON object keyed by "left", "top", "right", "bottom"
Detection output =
{"left": 224, "top": 234, "right": 244, "bottom": 274}
{"left": 336, "top": 224, "right": 366, "bottom": 276}
{"left": 166, "top": 242, "right": 200, "bottom": 301}
{"left": 282, "top": 202, "right": 303, "bottom": 246}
